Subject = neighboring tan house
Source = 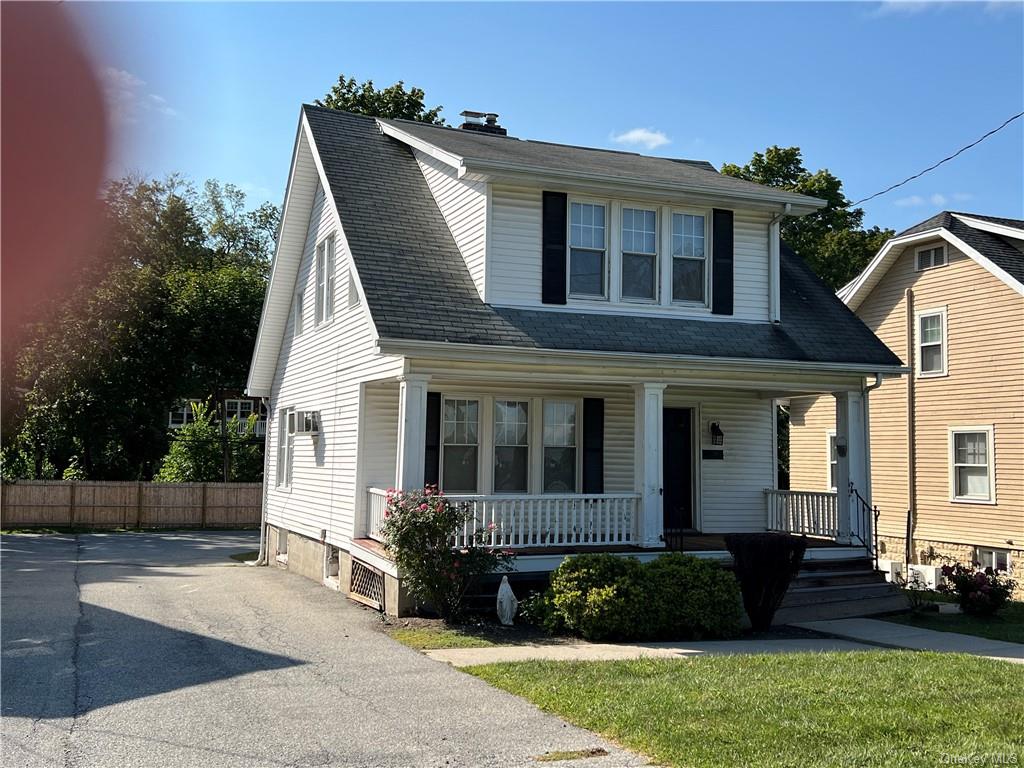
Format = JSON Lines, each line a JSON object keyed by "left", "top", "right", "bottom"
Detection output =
{"left": 246, "top": 105, "right": 906, "bottom": 617}
{"left": 789, "top": 212, "right": 1024, "bottom": 591}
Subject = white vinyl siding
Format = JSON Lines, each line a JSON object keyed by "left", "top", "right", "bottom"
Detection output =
{"left": 415, "top": 149, "right": 487, "bottom": 299}
{"left": 488, "top": 186, "right": 771, "bottom": 321}
{"left": 264, "top": 179, "right": 404, "bottom": 546}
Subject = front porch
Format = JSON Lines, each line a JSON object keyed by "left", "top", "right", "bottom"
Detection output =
{"left": 356, "top": 363, "right": 875, "bottom": 560}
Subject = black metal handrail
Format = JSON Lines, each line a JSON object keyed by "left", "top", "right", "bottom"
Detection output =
{"left": 849, "top": 482, "right": 880, "bottom": 568}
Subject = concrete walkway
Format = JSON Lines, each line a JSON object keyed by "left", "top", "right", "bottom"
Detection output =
{"left": 794, "top": 618, "right": 1024, "bottom": 664}
{"left": 426, "top": 637, "right": 876, "bottom": 667}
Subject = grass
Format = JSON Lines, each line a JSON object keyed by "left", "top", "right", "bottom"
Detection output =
{"left": 388, "top": 626, "right": 500, "bottom": 650}
{"left": 468, "top": 651, "right": 1024, "bottom": 768}
{"left": 884, "top": 601, "right": 1024, "bottom": 644}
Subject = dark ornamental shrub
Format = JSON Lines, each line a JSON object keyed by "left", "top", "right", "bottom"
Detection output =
{"left": 939, "top": 562, "right": 1016, "bottom": 616}
{"left": 724, "top": 532, "right": 807, "bottom": 631}
{"left": 380, "top": 487, "right": 513, "bottom": 622}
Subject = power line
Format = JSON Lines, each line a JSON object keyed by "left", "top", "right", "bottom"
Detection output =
{"left": 850, "top": 111, "right": 1024, "bottom": 207}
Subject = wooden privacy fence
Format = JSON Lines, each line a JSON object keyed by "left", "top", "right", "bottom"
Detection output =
{"left": 1, "top": 481, "right": 262, "bottom": 529}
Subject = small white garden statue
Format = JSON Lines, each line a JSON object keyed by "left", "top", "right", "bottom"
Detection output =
{"left": 496, "top": 575, "right": 518, "bottom": 626}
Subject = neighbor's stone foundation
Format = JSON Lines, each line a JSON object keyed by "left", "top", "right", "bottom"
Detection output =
{"left": 878, "top": 534, "right": 1024, "bottom": 599}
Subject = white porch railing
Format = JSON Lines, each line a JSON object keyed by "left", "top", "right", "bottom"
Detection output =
{"left": 366, "top": 488, "right": 640, "bottom": 549}
{"left": 764, "top": 489, "right": 839, "bottom": 538}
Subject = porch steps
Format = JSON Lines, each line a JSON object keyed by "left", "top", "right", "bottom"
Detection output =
{"left": 776, "top": 557, "right": 908, "bottom": 625}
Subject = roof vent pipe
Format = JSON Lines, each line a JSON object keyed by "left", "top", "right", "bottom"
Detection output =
{"left": 459, "top": 110, "right": 508, "bottom": 136}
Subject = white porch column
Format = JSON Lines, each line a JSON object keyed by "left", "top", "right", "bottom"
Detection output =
{"left": 834, "top": 391, "right": 869, "bottom": 545}
{"left": 634, "top": 383, "right": 667, "bottom": 548}
{"left": 395, "top": 374, "right": 430, "bottom": 491}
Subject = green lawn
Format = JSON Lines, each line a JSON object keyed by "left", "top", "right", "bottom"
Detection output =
{"left": 388, "top": 626, "right": 499, "bottom": 650}
{"left": 885, "top": 602, "right": 1024, "bottom": 644}
{"left": 468, "top": 652, "right": 1024, "bottom": 768}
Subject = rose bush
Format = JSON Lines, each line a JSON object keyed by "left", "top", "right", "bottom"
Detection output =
{"left": 939, "top": 562, "right": 1016, "bottom": 616}
{"left": 380, "top": 486, "right": 513, "bottom": 622}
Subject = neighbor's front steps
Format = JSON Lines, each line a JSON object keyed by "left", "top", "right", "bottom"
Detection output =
{"left": 774, "top": 556, "right": 909, "bottom": 624}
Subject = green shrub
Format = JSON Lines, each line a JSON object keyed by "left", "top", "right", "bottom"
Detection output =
{"left": 548, "top": 554, "right": 647, "bottom": 640}
{"left": 644, "top": 553, "right": 742, "bottom": 639}
{"left": 545, "top": 553, "right": 741, "bottom": 641}
{"left": 939, "top": 562, "right": 1017, "bottom": 616}
{"left": 725, "top": 533, "right": 807, "bottom": 631}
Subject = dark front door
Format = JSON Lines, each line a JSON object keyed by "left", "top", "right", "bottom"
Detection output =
{"left": 662, "top": 407, "right": 694, "bottom": 550}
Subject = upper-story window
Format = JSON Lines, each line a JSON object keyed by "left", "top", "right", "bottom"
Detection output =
{"left": 916, "top": 243, "right": 947, "bottom": 271}
{"left": 293, "top": 288, "right": 305, "bottom": 336}
{"left": 569, "top": 202, "right": 607, "bottom": 298}
{"left": 917, "top": 308, "right": 947, "bottom": 377}
{"left": 315, "top": 234, "right": 336, "bottom": 326}
{"left": 671, "top": 212, "right": 708, "bottom": 304}
{"left": 621, "top": 207, "right": 658, "bottom": 301}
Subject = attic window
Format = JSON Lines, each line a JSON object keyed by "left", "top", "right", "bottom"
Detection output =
{"left": 916, "top": 244, "right": 947, "bottom": 271}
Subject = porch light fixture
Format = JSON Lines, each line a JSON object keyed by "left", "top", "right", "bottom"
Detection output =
{"left": 835, "top": 435, "right": 848, "bottom": 458}
{"left": 709, "top": 422, "right": 724, "bottom": 446}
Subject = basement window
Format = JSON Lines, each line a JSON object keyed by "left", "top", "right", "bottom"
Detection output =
{"left": 276, "top": 528, "right": 288, "bottom": 564}
{"left": 975, "top": 547, "right": 1011, "bottom": 573}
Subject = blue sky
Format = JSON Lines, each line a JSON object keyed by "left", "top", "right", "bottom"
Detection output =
{"left": 73, "top": 2, "right": 1023, "bottom": 232}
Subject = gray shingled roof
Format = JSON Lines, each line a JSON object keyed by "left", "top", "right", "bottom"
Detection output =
{"left": 897, "top": 211, "right": 1024, "bottom": 287}
{"left": 379, "top": 117, "right": 824, "bottom": 208}
{"left": 303, "top": 105, "right": 901, "bottom": 368}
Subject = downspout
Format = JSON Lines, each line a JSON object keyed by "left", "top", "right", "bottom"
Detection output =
{"left": 905, "top": 288, "right": 917, "bottom": 568}
{"left": 252, "top": 395, "right": 271, "bottom": 566}
{"left": 863, "top": 373, "right": 883, "bottom": 564}
{"left": 767, "top": 203, "right": 792, "bottom": 324}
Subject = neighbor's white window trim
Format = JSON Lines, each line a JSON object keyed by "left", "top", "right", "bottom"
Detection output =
{"left": 668, "top": 206, "right": 713, "bottom": 309}
{"left": 915, "top": 306, "right": 948, "bottom": 378}
{"left": 948, "top": 425, "right": 995, "bottom": 505}
{"left": 566, "top": 196, "right": 610, "bottom": 301}
{"left": 826, "top": 429, "right": 838, "bottom": 491}
{"left": 915, "top": 242, "right": 948, "bottom": 272}
{"left": 168, "top": 399, "right": 201, "bottom": 429}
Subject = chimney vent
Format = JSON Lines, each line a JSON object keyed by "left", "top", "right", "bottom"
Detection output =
{"left": 459, "top": 110, "right": 507, "bottom": 136}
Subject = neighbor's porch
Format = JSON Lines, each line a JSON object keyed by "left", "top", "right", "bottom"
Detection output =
{"left": 355, "top": 364, "right": 874, "bottom": 558}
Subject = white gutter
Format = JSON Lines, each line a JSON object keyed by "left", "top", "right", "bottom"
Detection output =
{"left": 375, "top": 337, "right": 909, "bottom": 376}
{"left": 768, "top": 203, "right": 793, "bottom": 323}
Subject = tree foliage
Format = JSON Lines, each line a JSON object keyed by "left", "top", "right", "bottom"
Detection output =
{"left": 154, "top": 402, "right": 263, "bottom": 483}
{"left": 721, "top": 146, "right": 893, "bottom": 289}
{"left": 315, "top": 74, "right": 444, "bottom": 124}
{"left": 3, "top": 177, "right": 278, "bottom": 481}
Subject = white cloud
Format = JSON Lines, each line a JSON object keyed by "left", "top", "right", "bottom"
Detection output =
{"left": 100, "top": 67, "right": 178, "bottom": 125}
{"left": 893, "top": 191, "right": 972, "bottom": 208}
{"left": 869, "top": 1, "right": 942, "bottom": 18}
{"left": 611, "top": 127, "right": 671, "bottom": 151}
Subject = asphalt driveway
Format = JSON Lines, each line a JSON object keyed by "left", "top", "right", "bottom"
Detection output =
{"left": 2, "top": 532, "right": 642, "bottom": 768}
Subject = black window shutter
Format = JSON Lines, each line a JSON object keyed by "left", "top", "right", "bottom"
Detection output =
{"left": 581, "top": 398, "right": 604, "bottom": 494}
{"left": 711, "top": 209, "right": 734, "bottom": 316}
{"left": 424, "top": 392, "right": 441, "bottom": 487}
{"left": 541, "top": 191, "right": 568, "bottom": 305}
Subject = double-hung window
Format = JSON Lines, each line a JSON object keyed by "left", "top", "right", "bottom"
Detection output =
{"left": 950, "top": 427, "right": 994, "bottom": 503}
{"left": 294, "top": 289, "right": 304, "bottom": 336}
{"left": 543, "top": 401, "right": 577, "bottom": 492}
{"left": 168, "top": 400, "right": 198, "bottom": 429}
{"left": 671, "top": 213, "right": 707, "bottom": 304}
{"left": 917, "top": 309, "right": 946, "bottom": 376}
{"left": 916, "top": 244, "right": 947, "bottom": 271}
{"left": 569, "top": 202, "right": 607, "bottom": 298}
{"left": 276, "top": 408, "right": 295, "bottom": 487}
{"left": 493, "top": 400, "right": 529, "bottom": 493}
{"left": 621, "top": 207, "right": 658, "bottom": 301}
{"left": 315, "top": 235, "right": 336, "bottom": 325}
{"left": 442, "top": 398, "right": 479, "bottom": 492}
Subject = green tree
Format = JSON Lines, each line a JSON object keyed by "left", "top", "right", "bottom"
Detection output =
{"left": 155, "top": 403, "right": 263, "bottom": 483}
{"left": 721, "top": 146, "right": 893, "bottom": 289}
{"left": 316, "top": 74, "right": 444, "bottom": 124}
{"left": 6, "top": 176, "right": 278, "bottom": 481}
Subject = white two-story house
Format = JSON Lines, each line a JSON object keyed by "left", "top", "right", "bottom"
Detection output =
{"left": 246, "top": 106, "right": 905, "bottom": 615}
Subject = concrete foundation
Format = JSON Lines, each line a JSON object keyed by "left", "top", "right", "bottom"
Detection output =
{"left": 878, "top": 534, "right": 1023, "bottom": 599}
